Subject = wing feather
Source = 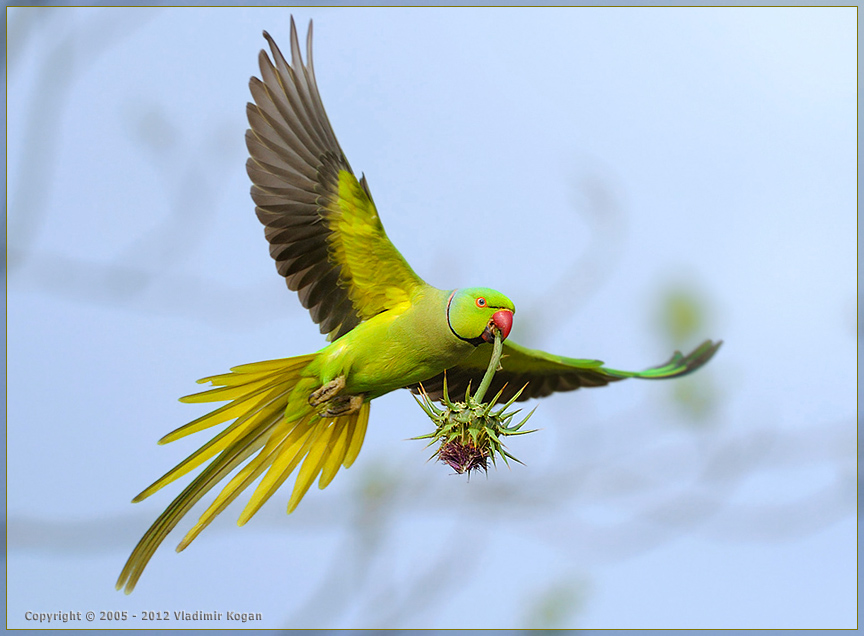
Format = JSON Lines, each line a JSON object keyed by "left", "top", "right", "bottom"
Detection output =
{"left": 247, "top": 19, "right": 424, "bottom": 341}
{"left": 411, "top": 340, "right": 722, "bottom": 404}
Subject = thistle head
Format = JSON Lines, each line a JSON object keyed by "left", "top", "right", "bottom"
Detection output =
{"left": 412, "top": 372, "right": 537, "bottom": 476}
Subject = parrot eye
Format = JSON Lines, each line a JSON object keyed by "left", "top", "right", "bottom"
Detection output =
{"left": 476, "top": 297, "right": 486, "bottom": 308}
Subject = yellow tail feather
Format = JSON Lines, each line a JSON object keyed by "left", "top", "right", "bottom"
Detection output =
{"left": 116, "top": 355, "right": 370, "bottom": 594}
{"left": 133, "top": 377, "right": 300, "bottom": 501}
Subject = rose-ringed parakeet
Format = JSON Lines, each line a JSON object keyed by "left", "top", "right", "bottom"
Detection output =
{"left": 116, "top": 18, "right": 721, "bottom": 594}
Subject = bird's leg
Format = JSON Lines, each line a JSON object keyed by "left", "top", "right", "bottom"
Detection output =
{"left": 308, "top": 375, "right": 346, "bottom": 407}
{"left": 319, "top": 394, "right": 365, "bottom": 417}
{"left": 308, "top": 376, "right": 364, "bottom": 417}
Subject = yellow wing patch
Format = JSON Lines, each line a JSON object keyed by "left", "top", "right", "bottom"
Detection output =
{"left": 324, "top": 170, "right": 421, "bottom": 320}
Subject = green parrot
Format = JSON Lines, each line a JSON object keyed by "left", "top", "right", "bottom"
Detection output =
{"left": 116, "top": 18, "right": 720, "bottom": 594}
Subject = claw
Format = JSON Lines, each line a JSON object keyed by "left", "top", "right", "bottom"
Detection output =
{"left": 319, "top": 394, "right": 364, "bottom": 417}
{"left": 308, "top": 375, "right": 346, "bottom": 406}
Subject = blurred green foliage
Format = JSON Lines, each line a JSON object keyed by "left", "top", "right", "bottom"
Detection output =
{"left": 659, "top": 287, "right": 705, "bottom": 344}
{"left": 656, "top": 285, "right": 717, "bottom": 422}
{"left": 523, "top": 577, "right": 590, "bottom": 629}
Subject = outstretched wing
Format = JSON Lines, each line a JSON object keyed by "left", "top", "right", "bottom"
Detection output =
{"left": 247, "top": 18, "right": 424, "bottom": 341}
{"left": 411, "top": 339, "right": 722, "bottom": 404}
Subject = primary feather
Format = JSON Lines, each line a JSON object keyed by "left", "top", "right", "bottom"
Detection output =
{"left": 247, "top": 24, "right": 423, "bottom": 341}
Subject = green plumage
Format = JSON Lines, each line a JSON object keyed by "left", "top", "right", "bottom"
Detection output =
{"left": 116, "top": 17, "right": 721, "bottom": 594}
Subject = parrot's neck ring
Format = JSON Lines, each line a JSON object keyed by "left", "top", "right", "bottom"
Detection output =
{"left": 446, "top": 290, "right": 486, "bottom": 347}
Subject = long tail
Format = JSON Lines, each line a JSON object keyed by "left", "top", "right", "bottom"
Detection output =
{"left": 115, "top": 354, "right": 370, "bottom": 594}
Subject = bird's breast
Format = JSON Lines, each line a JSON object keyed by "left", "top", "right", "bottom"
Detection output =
{"left": 335, "top": 292, "right": 474, "bottom": 398}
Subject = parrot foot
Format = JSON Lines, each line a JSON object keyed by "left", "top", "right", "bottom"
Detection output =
{"left": 318, "top": 394, "right": 365, "bottom": 418}
{"left": 308, "top": 376, "right": 346, "bottom": 407}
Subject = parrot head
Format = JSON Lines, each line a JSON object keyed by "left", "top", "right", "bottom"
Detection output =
{"left": 447, "top": 287, "right": 515, "bottom": 346}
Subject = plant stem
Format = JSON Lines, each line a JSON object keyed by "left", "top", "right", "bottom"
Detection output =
{"left": 473, "top": 330, "right": 503, "bottom": 404}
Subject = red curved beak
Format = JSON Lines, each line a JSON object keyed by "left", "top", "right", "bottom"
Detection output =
{"left": 483, "top": 309, "right": 513, "bottom": 342}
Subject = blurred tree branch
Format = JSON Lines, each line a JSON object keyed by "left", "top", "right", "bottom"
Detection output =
{"left": 7, "top": 8, "right": 160, "bottom": 273}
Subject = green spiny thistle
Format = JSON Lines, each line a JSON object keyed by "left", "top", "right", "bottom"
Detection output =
{"left": 412, "top": 331, "right": 537, "bottom": 475}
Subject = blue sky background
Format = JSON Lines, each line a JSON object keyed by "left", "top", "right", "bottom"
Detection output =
{"left": 6, "top": 7, "right": 857, "bottom": 630}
